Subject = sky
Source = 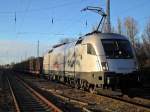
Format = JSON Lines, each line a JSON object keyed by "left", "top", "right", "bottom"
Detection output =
{"left": 0, "top": 0, "right": 150, "bottom": 65}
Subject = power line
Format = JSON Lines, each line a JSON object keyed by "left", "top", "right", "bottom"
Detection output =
{"left": 0, "top": 0, "right": 85, "bottom": 38}
{"left": 0, "top": 0, "right": 83, "bottom": 14}
{"left": 16, "top": 0, "right": 32, "bottom": 38}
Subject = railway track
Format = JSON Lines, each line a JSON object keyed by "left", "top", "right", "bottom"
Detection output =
{"left": 97, "top": 90, "right": 150, "bottom": 110}
{"left": 0, "top": 71, "right": 16, "bottom": 112}
{"left": 14, "top": 72, "right": 150, "bottom": 112}
{"left": 43, "top": 87, "right": 150, "bottom": 111}
{"left": 7, "top": 74, "right": 62, "bottom": 112}
{"left": 16, "top": 73, "right": 150, "bottom": 112}
{"left": 40, "top": 78, "right": 150, "bottom": 111}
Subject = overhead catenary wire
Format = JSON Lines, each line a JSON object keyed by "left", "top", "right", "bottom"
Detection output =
{"left": 16, "top": 0, "right": 32, "bottom": 38}
{"left": 0, "top": 0, "right": 86, "bottom": 39}
{"left": 0, "top": 0, "right": 99, "bottom": 35}
{"left": 0, "top": 0, "right": 84, "bottom": 14}
{"left": 0, "top": 0, "right": 85, "bottom": 36}
{"left": 1, "top": 1, "right": 149, "bottom": 36}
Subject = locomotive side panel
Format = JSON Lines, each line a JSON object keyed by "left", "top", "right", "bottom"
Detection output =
{"left": 65, "top": 42, "right": 76, "bottom": 75}
{"left": 49, "top": 44, "right": 66, "bottom": 76}
{"left": 74, "top": 35, "right": 106, "bottom": 85}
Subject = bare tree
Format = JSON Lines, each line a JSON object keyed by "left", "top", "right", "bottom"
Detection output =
{"left": 142, "top": 19, "right": 150, "bottom": 58}
{"left": 59, "top": 37, "right": 76, "bottom": 44}
{"left": 144, "top": 19, "right": 150, "bottom": 44}
{"left": 124, "top": 17, "right": 138, "bottom": 48}
{"left": 142, "top": 35, "right": 150, "bottom": 57}
{"left": 92, "top": 23, "right": 115, "bottom": 33}
{"left": 59, "top": 38, "right": 70, "bottom": 44}
{"left": 117, "top": 17, "right": 123, "bottom": 34}
{"left": 92, "top": 23, "right": 99, "bottom": 32}
{"left": 111, "top": 25, "right": 116, "bottom": 33}
{"left": 135, "top": 19, "right": 150, "bottom": 67}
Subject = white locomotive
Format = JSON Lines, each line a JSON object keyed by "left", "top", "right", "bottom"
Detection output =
{"left": 43, "top": 31, "right": 139, "bottom": 92}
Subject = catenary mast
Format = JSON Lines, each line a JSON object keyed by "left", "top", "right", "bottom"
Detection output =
{"left": 105, "top": 0, "right": 111, "bottom": 32}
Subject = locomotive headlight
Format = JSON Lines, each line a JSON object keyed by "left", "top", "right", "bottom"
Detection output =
{"left": 101, "top": 62, "right": 108, "bottom": 71}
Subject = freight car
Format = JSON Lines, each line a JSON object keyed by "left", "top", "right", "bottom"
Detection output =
{"left": 13, "top": 57, "right": 43, "bottom": 77}
{"left": 43, "top": 31, "right": 139, "bottom": 93}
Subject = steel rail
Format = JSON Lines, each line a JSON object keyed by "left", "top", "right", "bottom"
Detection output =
{"left": 16, "top": 76, "right": 63, "bottom": 112}
{"left": 7, "top": 77, "right": 21, "bottom": 112}
{"left": 97, "top": 92, "right": 150, "bottom": 110}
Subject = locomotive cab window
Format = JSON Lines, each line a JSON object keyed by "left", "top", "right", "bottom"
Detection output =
{"left": 87, "top": 44, "right": 96, "bottom": 55}
{"left": 101, "top": 39, "right": 133, "bottom": 59}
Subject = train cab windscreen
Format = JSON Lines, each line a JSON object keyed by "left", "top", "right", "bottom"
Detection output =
{"left": 101, "top": 39, "right": 133, "bottom": 59}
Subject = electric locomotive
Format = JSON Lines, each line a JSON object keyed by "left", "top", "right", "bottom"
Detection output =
{"left": 43, "top": 31, "right": 139, "bottom": 92}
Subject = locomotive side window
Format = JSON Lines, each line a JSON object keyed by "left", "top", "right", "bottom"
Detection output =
{"left": 87, "top": 44, "right": 96, "bottom": 55}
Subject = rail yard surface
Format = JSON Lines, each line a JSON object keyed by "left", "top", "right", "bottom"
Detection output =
{"left": 0, "top": 70, "right": 150, "bottom": 112}
{"left": 0, "top": 70, "right": 64, "bottom": 112}
{"left": 0, "top": 70, "right": 16, "bottom": 112}
{"left": 15, "top": 72, "right": 150, "bottom": 112}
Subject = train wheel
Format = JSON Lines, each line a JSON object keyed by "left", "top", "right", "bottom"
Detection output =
{"left": 76, "top": 80, "right": 81, "bottom": 89}
{"left": 74, "top": 82, "right": 79, "bottom": 89}
{"left": 83, "top": 81, "right": 88, "bottom": 91}
{"left": 60, "top": 76, "right": 64, "bottom": 82}
{"left": 89, "top": 84, "right": 95, "bottom": 93}
{"left": 80, "top": 80, "right": 84, "bottom": 89}
{"left": 74, "top": 82, "right": 78, "bottom": 89}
